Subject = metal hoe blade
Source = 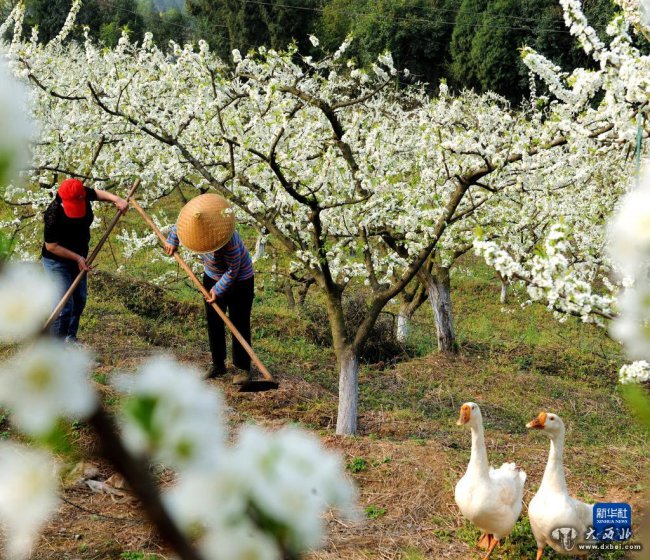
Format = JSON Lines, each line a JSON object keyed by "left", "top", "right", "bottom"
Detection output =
{"left": 237, "top": 380, "right": 280, "bottom": 393}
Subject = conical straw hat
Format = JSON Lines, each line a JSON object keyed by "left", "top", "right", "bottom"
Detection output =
{"left": 176, "top": 194, "right": 236, "bottom": 253}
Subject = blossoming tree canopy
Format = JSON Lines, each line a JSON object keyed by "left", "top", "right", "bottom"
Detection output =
{"left": 472, "top": 0, "right": 650, "bottom": 390}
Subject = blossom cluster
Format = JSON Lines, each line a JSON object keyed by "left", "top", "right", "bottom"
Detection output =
{"left": 475, "top": 224, "right": 617, "bottom": 326}
{"left": 475, "top": 0, "right": 650, "bottom": 384}
{"left": 0, "top": 263, "right": 92, "bottom": 558}
{"left": 118, "top": 356, "right": 357, "bottom": 559}
{"left": 619, "top": 360, "right": 650, "bottom": 384}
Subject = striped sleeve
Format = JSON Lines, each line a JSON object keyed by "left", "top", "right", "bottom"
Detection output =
{"left": 166, "top": 224, "right": 180, "bottom": 247}
{"left": 211, "top": 234, "right": 243, "bottom": 297}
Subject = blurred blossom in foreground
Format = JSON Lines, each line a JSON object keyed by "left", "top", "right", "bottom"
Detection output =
{"left": 0, "top": 443, "right": 59, "bottom": 560}
{"left": 0, "top": 263, "right": 60, "bottom": 342}
{"left": 121, "top": 360, "right": 358, "bottom": 559}
{"left": 0, "top": 55, "right": 32, "bottom": 187}
{"left": 0, "top": 339, "right": 97, "bottom": 435}
{"left": 232, "top": 425, "right": 357, "bottom": 551}
{"left": 608, "top": 167, "right": 650, "bottom": 278}
{"left": 609, "top": 165, "right": 650, "bottom": 364}
{"left": 115, "top": 356, "right": 225, "bottom": 471}
{"left": 166, "top": 424, "right": 358, "bottom": 559}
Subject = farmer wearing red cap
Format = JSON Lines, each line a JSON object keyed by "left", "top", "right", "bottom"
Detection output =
{"left": 42, "top": 178, "right": 128, "bottom": 341}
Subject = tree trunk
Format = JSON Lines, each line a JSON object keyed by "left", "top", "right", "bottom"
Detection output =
{"left": 396, "top": 301, "right": 411, "bottom": 343}
{"left": 298, "top": 280, "right": 312, "bottom": 307}
{"left": 175, "top": 182, "right": 188, "bottom": 204}
{"left": 253, "top": 234, "right": 266, "bottom": 262}
{"left": 423, "top": 266, "right": 457, "bottom": 353}
{"left": 498, "top": 272, "right": 508, "bottom": 304}
{"left": 283, "top": 279, "right": 295, "bottom": 309}
{"left": 396, "top": 280, "right": 427, "bottom": 343}
{"left": 323, "top": 291, "right": 360, "bottom": 436}
{"left": 336, "top": 348, "right": 359, "bottom": 436}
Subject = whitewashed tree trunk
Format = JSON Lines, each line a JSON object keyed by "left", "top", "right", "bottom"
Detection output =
{"left": 499, "top": 273, "right": 508, "bottom": 304}
{"left": 396, "top": 303, "right": 411, "bottom": 343}
{"left": 253, "top": 234, "right": 266, "bottom": 262}
{"left": 425, "top": 266, "right": 456, "bottom": 353}
{"left": 336, "top": 349, "right": 359, "bottom": 435}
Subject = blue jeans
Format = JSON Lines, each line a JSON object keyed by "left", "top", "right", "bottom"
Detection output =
{"left": 42, "top": 257, "right": 87, "bottom": 341}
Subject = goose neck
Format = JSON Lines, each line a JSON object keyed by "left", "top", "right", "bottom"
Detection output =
{"left": 469, "top": 422, "right": 489, "bottom": 475}
{"left": 541, "top": 432, "right": 568, "bottom": 493}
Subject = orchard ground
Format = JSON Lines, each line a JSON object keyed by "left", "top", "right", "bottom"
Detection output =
{"left": 1, "top": 201, "right": 648, "bottom": 560}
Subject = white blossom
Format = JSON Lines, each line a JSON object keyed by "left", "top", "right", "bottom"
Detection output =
{"left": 229, "top": 425, "right": 357, "bottom": 551}
{"left": 608, "top": 166, "right": 650, "bottom": 276}
{"left": 0, "top": 443, "right": 59, "bottom": 560}
{"left": 0, "top": 340, "right": 97, "bottom": 435}
{"left": 0, "top": 263, "right": 60, "bottom": 342}
{"left": 115, "top": 356, "right": 225, "bottom": 471}
{"left": 49, "top": 0, "right": 82, "bottom": 45}
{"left": 619, "top": 360, "right": 650, "bottom": 383}
{"left": 0, "top": 55, "right": 32, "bottom": 186}
{"left": 165, "top": 425, "right": 357, "bottom": 556}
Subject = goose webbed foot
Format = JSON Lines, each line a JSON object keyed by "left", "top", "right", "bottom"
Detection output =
{"left": 482, "top": 537, "right": 499, "bottom": 560}
{"left": 477, "top": 533, "right": 491, "bottom": 549}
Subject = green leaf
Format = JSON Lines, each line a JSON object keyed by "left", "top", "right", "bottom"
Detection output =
{"left": 622, "top": 384, "right": 650, "bottom": 435}
{"left": 365, "top": 504, "right": 387, "bottom": 519}
{"left": 33, "top": 421, "right": 74, "bottom": 455}
{"left": 123, "top": 396, "right": 161, "bottom": 444}
{"left": 0, "top": 148, "right": 13, "bottom": 187}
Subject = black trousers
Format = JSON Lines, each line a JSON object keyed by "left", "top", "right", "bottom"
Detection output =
{"left": 202, "top": 274, "right": 254, "bottom": 371}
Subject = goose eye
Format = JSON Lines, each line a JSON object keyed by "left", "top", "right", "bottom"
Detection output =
{"left": 549, "top": 417, "right": 554, "bottom": 421}
{"left": 471, "top": 405, "right": 476, "bottom": 410}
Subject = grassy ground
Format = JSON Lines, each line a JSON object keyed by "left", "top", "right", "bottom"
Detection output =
{"left": 17, "top": 253, "right": 646, "bottom": 560}
{"left": 2, "top": 198, "right": 648, "bottom": 559}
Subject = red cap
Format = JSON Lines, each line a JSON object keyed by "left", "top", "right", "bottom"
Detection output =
{"left": 58, "top": 179, "right": 86, "bottom": 218}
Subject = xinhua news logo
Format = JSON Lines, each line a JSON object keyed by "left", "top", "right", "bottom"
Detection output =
{"left": 551, "top": 502, "right": 643, "bottom": 553}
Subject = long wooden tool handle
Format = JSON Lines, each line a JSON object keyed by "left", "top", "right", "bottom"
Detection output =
{"left": 129, "top": 198, "right": 275, "bottom": 383}
{"left": 43, "top": 179, "right": 142, "bottom": 333}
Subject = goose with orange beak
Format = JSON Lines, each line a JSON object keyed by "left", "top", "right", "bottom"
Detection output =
{"left": 454, "top": 402, "right": 527, "bottom": 560}
{"left": 526, "top": 412, "right": 592, "bottom": 559}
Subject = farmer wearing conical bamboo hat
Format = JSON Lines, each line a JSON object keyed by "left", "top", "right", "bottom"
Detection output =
{"left": 165, "top": 194, "right": 255, "bottom": 384}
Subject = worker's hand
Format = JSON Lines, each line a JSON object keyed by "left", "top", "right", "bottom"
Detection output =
{"left": 77, "top": 256, "right": 92, "bottom": 272}
{"left": 164, "top": 242, "right": 178, "bottom": 256}
{"left": 114, "top": 197, "right": 129, "bottom": 215}
{"left": 205, "top": 289, "right": 218, "bottom": 304}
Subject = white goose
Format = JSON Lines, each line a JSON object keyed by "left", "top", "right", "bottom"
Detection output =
{"left": 455, "top": 402, "right": 527, "bottom": 559}
{"left": 526, "top": 412, "right": 593, "bottom": 558}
